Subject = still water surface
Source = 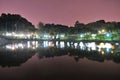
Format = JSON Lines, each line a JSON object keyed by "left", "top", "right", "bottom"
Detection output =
{"left": 0, "top": 41, "right": 120, "bottom": 80}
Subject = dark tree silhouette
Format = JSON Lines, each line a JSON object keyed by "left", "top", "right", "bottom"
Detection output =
{"left": 0, "top": 13, "right": 35, "bottom": 33}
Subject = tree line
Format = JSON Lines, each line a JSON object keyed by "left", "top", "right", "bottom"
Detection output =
{"left": 0, "top": 13, "right": 120, "bottom": 38}
{"left": 0, "top": 13, "right": 35, "bottom": 33}
{"left": 37, "top": 20, "right": 120, "bottom": 34}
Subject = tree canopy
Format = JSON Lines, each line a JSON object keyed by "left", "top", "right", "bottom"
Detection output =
{"left": 0, "top": 13, "right": 35, "bottom": 33}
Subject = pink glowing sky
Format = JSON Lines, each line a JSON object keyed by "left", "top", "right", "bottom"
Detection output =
{"left": 0, "top": 0, "right": 120, "bottom": 26}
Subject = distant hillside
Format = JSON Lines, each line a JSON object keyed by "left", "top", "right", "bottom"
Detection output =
{"left": 0, "top": 13, "right": 36, "bottom": 33}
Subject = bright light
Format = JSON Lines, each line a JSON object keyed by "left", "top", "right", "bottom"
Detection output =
{"left": 105, "top": 43, "right": 112, "bottom": 48}
{"left": 115, "top": 43, "right": 119, "bottom": 45}
{"left": 19, "top": 34, "right": 24, "bottom": 37}
{"left": 91, "top": 34, "right": 96, "bottom": 37}
{"left": 101, "top": 51, "right": 105, "bottom": 55}
{"left": 91, "top": 42, "right": 96, "bottom": 50}
{"left": 5, "top": 45, "right": 16, "bottom": 50}
{"left": 79, "top": 42, "right": 84, "bottom": 47}
{"left": 32, "top": 41, "right": 36, "bottom": 45}
{"left": 86, "top": 42, "right": 96, "bottom": 50}
{"left": 111, "top": 51, "right": 114, "bottom": 53}
{"left": 48, "top": 42, "right": 54, "bottom": 47}
{"left": 106, "top": 33, "right": 112, "bottom": 38}
{"left": 6, "top": 32, "right": 12, "bottom": 36}
{"left": 52, "top": 36, "right": 55, "bottom": 39}
{"left": 98, "top": 30, "right": 101, "bottom": 34}
{"left": 99, "top": 43, "right": 105, "bottom": 48}
{"left": 79, "top": 42, "right": 85, "bottom": 50}
{"left": 56, "top": 34, "right": 59, "bottom": 39}
{"left": 32, "top": 46, "right": 36, "bottom": 49}
{"left": 71, "top": 42, "right": 73, "bottom": 45}
{"left": 6, "top": 45, "right": 12, "bottom": 49}
{"left": 43, "top": 41, "right": 48, "bottom": 47}
{"left": 74, "top": 43, "right": 78, "bottom": 48}
{"left": 60, "top": 34, "right": 65, "bottom": 38}
{"left": 14, "top": 33, "right": 25, "bottom": 37}
{"left": 102, "top": 29, "right": 105, "bottom": 33}
{"left": 91, "top": 34, "right": 96, "bottom": 39}
{"left": 27, "top": 41, "right": 30, "bottom": 48}
{"left": 27, "top": 34, "right": 31, "bottom": 38}
{"left": 36, "top": 41, "right": 38, "bottom": 48}
{"left": 80, "top": 34, "right": 84, "bottom": 38}
{"left": 106, "top": 33, "right": 110, "bottom": 37}
{"left": 106, "top": 48, "right": 111, "bottom": 52}
{"left": 56, "top": 41, "right": 59, "bottom": 46}
{"left": 67, "top": 42, "right": 70, "bottom": 47}
{"left": 60, "top": 41, "right": 65, "bottom": 48}
{"left": 11, "top": 46, "right": 15, "bottom": 50}
{"left": 43, "top": 34, "right": 49, "bottom": 38}
{"left": 18, "top": 43, "right": 24, "bottom": 48}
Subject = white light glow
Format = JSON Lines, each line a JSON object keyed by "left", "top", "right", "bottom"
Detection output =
{"left": 56, "top": 41, "right": 59, "bottom": 47}
{"left": 79, "top": 42, "right": 85, "bottom": 50}
{"left": 60, "top": 34, "right": 65, "bottom": 38}
{"left": 27, "top": 41, "right": 30, "bottom": 48}
{"left": 99, "top": 43, "right": 105, "bottom": 48}
{"left": 60, "top": 41, "right": 65, "bottom": 48}
{"left": 6, "top": 32, "right": 12, "bottom": 36}
{"left": 67, "top": 42, "right": 70, "bottom": 47}
{"left": 105, "top": 43, "right": 112, "bottom": 48}
{"left": 74, "top": 43, "right": 78, "bottom": 48}
{"left": 48, "top": 42, "right": 54, "bottom": 47}
{"left": 43, "top": 41, "right": 48, "bottom": 47}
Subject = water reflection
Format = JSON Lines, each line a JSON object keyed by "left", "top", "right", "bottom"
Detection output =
{"left": 0, "top": 41, "right": 36, "bottom": 67}
{"left": 0, "top": 41, "right": 120, "bottom": 67}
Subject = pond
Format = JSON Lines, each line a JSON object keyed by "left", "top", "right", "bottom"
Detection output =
{"left": 0, "top": 41, "right": 120, "bottom": 80}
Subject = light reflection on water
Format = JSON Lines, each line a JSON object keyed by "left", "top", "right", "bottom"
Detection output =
{"left": 0, "top": 41, "right": 120, "bottom": 80}
{"left": 0, "top": 41, "right": 120, "bottom": 65}
{"left": 2, "top": 41, "right": 117, "bottom": 54}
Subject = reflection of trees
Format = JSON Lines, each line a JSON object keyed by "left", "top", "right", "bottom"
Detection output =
{"left": 37, "top": 47, "right": 120, "bottom": 63}
{"left": 68, "top": 49, "right": 105, "bottom": 62}
{"left": 37, "top": 47, "right": 68, "bottom": 59}
{"left": 0, "top": 50, "right": 36, "bottom": 67}
{"left": 113, "top": 52, "right": 120, "bottom": 63}
{"left": 0, "top": 41, "right": 120, "bottom": 68}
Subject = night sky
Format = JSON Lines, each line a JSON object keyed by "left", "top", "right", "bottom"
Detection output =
{"left": 0, "top": 0, "right": 120, "bottom": 26}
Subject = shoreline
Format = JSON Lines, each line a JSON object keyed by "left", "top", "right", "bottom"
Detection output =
{"left": 1, "top": 38, "right": 120, "bottom": 44}
{"left": 0, "top": 36, "right": 120, "bottom": 46}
